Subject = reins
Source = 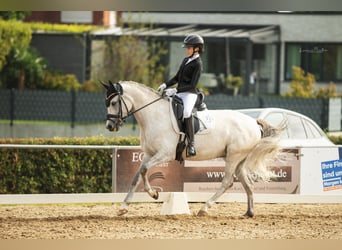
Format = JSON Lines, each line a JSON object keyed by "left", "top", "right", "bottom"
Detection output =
{"left": 106, "top": 92, "right": 164, "bottom": 122}
{"left": 127, "top": 95, "right": 164, "bottom": 119}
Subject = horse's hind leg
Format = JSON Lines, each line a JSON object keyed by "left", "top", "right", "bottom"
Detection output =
{"left": 235, "top": 166, "right": 254, "bottom": 217}
{"left": 197, "top": 159, "right": 236, "bottom": 216}
{"left": 197, "top": 176, "right": 233, "bottom": 216}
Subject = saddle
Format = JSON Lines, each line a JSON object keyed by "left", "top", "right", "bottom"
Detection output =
{"left": 171, "top": 92, "right": 208, "bottom": 163}
{"left": 172, "top": 92, "right": 207, "bottom": 134}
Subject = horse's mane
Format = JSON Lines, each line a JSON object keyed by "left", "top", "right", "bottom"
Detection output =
{"left": 120, "top": 80, "right": 160, "bottom": 96}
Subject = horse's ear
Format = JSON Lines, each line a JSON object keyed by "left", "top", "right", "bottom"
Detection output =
{"left": 100, "top": 81, "right": 109, "bottom": 90}
{"left": 116, "top": 82, "right": 123, "bottom": 95}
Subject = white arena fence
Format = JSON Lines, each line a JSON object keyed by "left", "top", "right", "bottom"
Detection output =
{"left": 0, "top": 144, "right": 342, "bottom": 205}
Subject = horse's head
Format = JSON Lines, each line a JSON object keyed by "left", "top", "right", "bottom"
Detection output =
{"left": 101, "top": 80, "right": 131, "bottom": 132}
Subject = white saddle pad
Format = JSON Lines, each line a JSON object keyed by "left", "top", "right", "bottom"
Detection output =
{"left": 195, "top": 110, "right": 215, "bottom": 134}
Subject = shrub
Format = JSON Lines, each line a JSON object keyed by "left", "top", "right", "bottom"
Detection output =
{"left": 284, "top": 66, "right": 315, "bottom": 98}
{"left": 224, "top": 74, "right": 243, "bottom": 89}
{"left": 80, "top": 80, "right": 103, "bottom": 92}
{"left": 315, "top": 81, "right": 339, "bottom": 98}
{"left": 0, "top": 147, "right": 112, "bottom": 193}
{"left": 40, "top": 70, "right": 81, "bottom": 91}
{"left": 284, "top": 66, "right": 338, "bottom": 98}
{"left": 0, "top": 136, "right": 140, "bottom": 194}
{"left": 28, "top": 22, "right": 96, "bottom": 33}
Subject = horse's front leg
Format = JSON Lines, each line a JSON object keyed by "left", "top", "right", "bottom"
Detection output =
{"left": 140, "top": 153, "right": 169, "bottom": 199}
{"left": 118, "top": 165, "right": 144, "bottom": 216}
{"left": 118, "top": 154, "right": 166, "bottom": 216}
{"left": 141, "top": 166, "right": 159, "bottom": 200}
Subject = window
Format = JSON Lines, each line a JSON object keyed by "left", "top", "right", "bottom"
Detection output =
{"left": 303, "top": 119, "right": 323, "bottom": 138}
{"left": 287, "top": 114, "right": 306, "bottom": 139}
{"left": 285, "top": 43, "right": 342, "bottom": 82}
{"left": 264, "top": 112, "right": 284, "bottom": 127}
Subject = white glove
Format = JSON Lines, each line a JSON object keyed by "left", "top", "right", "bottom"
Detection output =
{"left": 157, "top": 83, "right": 167, "bottom": 94}
{"left": 164, "top": 88, "right": 177, "bottom": 97}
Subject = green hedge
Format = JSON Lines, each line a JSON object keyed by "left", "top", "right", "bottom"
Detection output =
{"left": 0, "top": 136, "right": 139, "bottom": 194}
{"left": 28, "top": 22, "right": 96, "bottom": 33}
{"left": 327, "top": 135, "right": 342, "bottom": 145}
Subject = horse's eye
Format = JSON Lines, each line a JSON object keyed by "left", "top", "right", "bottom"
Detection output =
{"left": 111, "top": 101, "right": 117, "bottom": 106}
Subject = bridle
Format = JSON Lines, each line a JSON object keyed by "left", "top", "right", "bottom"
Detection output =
{"left": 105, "top": 92, "right": 130, "bottom": 126}
{"left": 105, "top": 82, "right": 163, "bottom": 126}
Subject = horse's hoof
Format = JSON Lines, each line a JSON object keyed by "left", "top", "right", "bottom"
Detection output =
{"left": 152, "top": 190, "right": 159, "bottom": 200}
{"left": 243, "top": 211, "right": 254, "bottom": 218}
{"left": 117, "top": 208, "right": 128, "bottom": 216}
{"left": 197, "top": 210, "right": 208, "bottom": 217}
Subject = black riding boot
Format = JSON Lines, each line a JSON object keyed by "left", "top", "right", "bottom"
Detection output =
{"left": 184, "top": 116, "right": 196, "bottom": 157}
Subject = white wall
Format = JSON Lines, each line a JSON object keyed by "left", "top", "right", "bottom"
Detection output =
{"left": 61, "top": 11, "right": 93, "bottom": 23}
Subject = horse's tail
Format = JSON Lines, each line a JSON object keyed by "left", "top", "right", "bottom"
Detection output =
{"left": 241, "top": 118, "right": 286, "bottom": 181}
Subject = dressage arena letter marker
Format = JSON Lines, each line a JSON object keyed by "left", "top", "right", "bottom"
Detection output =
{"left": 160, "top": 192, "right": 191, "bottom": 215}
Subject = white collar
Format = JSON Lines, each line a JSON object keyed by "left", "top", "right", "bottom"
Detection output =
{"left": 186, "top": 54, "right": 199, "bottom": 64}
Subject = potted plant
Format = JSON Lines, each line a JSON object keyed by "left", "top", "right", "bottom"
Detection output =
{"left": 224, "top": 74, "right": 243, "bottom": 96}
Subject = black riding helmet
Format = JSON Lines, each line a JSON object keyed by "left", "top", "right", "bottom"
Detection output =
{"left": 182, "top": 34, "right": 204, "bottom": 53}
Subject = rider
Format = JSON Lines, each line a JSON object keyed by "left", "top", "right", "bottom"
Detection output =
{"left": 158, "top": 34, "right": 204, "bottom": 157}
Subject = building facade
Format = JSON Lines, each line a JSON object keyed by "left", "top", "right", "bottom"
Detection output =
{"left": 119, "top": 12, "right": 342, "bottom": 95}
{"left": 23, "top": 12, "right": 342, "bottom": 95}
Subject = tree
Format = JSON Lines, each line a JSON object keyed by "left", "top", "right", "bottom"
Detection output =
{"left": 0, "top": 11, "right": 31, "bottom": 21}
{"left": 0, "top": 20, "right": 32, "bottom": 88}
{"left": 1, "top": 47, "right": 47, "bottom": 89}
{"left": 0, "top": 20, "right": 82, "bottom": 91}
{"left": 96, "top": 22, "right": 168, "bottom": 89}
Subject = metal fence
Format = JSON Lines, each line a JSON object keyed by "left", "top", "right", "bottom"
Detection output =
{"left": 201, "top": 94, "right": 328, "bottom": 128}
{"left": 0, "top": 89, "right": 113, "bottom": 126}
{"left": 0, "top": 89, "right": 331, "bottom": 129}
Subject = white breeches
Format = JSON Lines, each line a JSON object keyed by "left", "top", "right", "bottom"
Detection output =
{"left": 176, "top": 92, "right": 197, "bottom": 118}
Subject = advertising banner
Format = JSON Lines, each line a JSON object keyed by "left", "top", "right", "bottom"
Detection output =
{"left": 300, "top": 146, "right": 342, "bottom": 194}
{"left": 321, "top": 159, "right": 342, "bottom": 191}
{"left": 115, "top": 150, "right": 184, "bottom": 192}
{"left": 115, "top": 148, "right": 300, "bottom": 194}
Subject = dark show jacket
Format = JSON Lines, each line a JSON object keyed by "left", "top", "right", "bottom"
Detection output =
{"left": 165, "top": 56, "right": 202, "bottom": 94}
